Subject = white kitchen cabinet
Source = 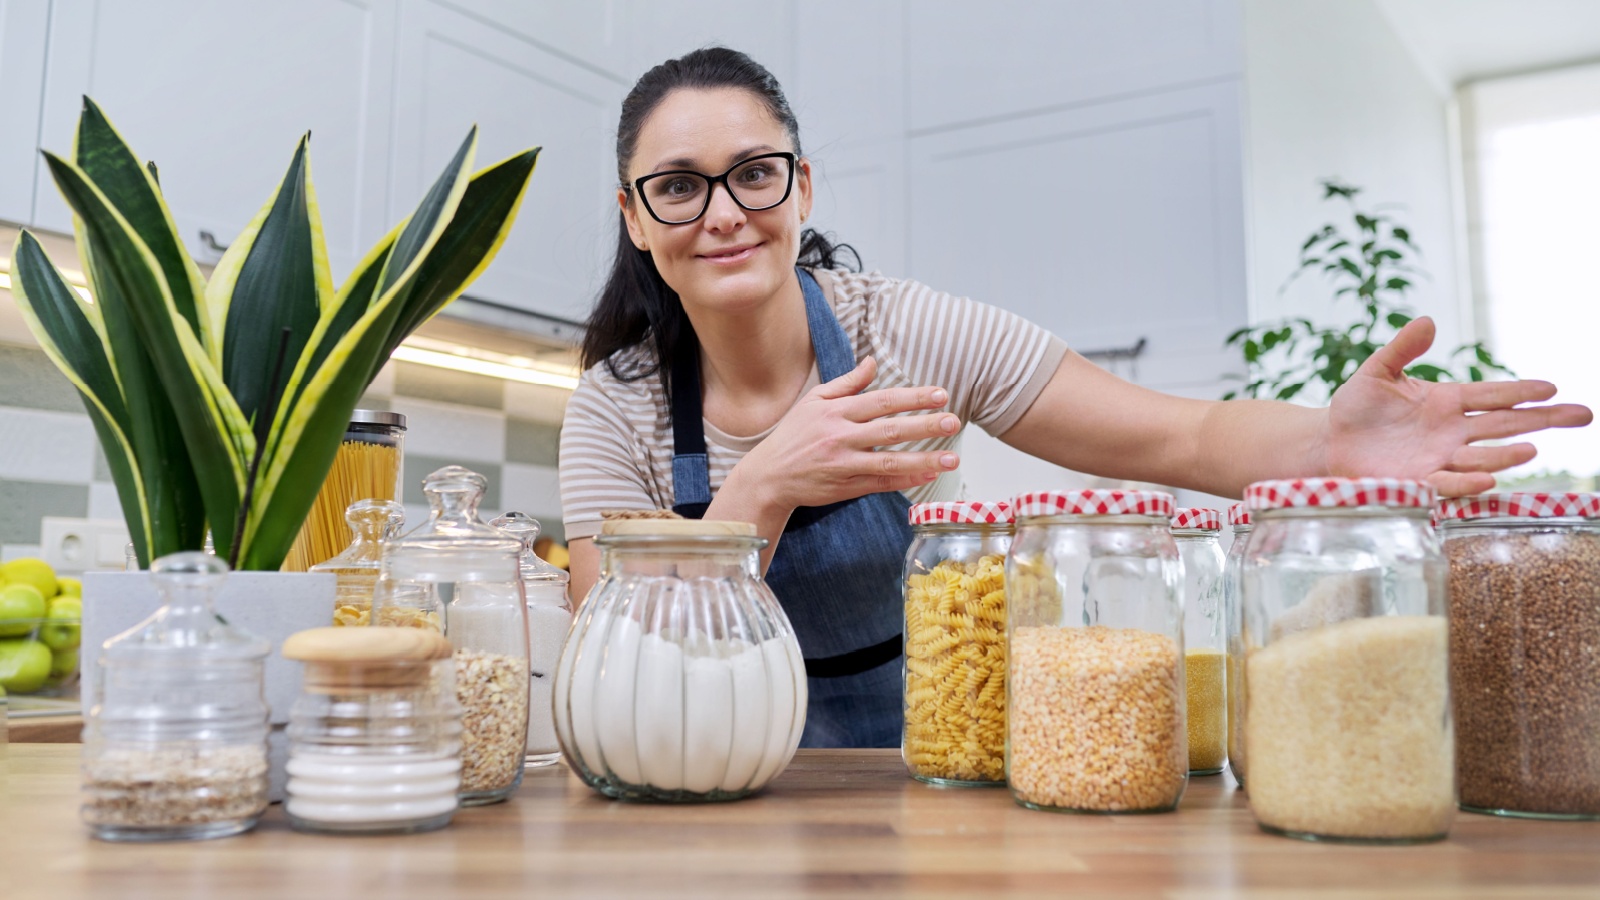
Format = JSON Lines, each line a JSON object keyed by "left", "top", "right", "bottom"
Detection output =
{"left": 0, "top": 0, "right": 51, "bottom": 226}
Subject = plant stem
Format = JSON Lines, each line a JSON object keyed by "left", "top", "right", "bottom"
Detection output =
{"left": 228, "top": 326, "right": 293, "bottom": 569}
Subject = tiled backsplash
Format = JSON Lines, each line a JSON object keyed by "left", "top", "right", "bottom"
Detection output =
{"left": 0, "top": 340, "right": 570, "bottom": 565}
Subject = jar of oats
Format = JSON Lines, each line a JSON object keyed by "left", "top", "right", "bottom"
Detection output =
{"left": 1438, "top": 492, "right": 1600, "bottom": 820}
{"left": 1243, "top": 478, "right": 1453, "bottom": 843}
{"left": 902, "top": 500, "right": 1012, "bottom": 786}
{"left": 1223, "top": 502, "right": 1252, "bottom": 788}
{"left": 1007, "top": 489, "right": 1187, "bottom": 814}
{"left": 1173, "top": 508, "right": 1226, "bottom": 776}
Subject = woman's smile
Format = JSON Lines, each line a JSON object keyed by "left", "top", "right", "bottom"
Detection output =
{"left": 698, "top": 242, "right": 763, "bottom": 265}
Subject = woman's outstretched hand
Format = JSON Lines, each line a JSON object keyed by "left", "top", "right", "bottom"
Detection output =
{"left": 1325, "top": 317, "right": 1592, "bottom": 496}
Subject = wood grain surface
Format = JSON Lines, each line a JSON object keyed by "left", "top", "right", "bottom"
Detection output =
{"left": 5, "top": 744, "right": 1600, "bottom": 899}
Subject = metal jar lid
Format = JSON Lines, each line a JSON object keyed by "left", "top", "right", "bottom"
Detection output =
{"left": 349, "top": 409, "right": 407, "bottom": 430}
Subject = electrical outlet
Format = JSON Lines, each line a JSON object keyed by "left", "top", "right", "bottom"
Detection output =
{"left": 41, "top": 517, "right": 131, "bottom": 574}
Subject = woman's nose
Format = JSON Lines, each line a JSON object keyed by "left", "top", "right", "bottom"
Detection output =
{"left": 701, "top": 182, "right": 746, "bottom": 232}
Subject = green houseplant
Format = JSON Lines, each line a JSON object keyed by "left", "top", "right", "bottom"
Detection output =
{"left": 11, "top": 99, "right": 539, "bottom": 570}
{"left": 1224, "top": 180, "right": 1512, "bottom": 402}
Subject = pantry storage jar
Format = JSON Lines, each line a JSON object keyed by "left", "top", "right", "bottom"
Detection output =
{"left": 1242, "top": 477, "right": 1453, "bottom": 843}
{"left": 1438, "top": 492, "right": 1600, "bottom": 820}
{"left": 553, "top": 519, "right": 807, "bottom": 802}
{"left": 282, "top": 627, "right": 463, "bottom": 834}
{"left": 314, "top": 499, "right": 405, "bottom": 627}
{"left": 902, "top": 501, "right": 1012, "bottom": 786}
{"left": 284, "top": 410, "right": 407, "bottom": 571}
{"left": 1006, "top": 490, "right": 1187, "bottom": 814}
{"left": 491, "top": 511, "right": 572, "bottom": 768}
{"left": 1224, "top": 502, "right": 1251, "bottom": 787}
{"left": 1173, "top": 508, "right": 1226, "bottom": 775}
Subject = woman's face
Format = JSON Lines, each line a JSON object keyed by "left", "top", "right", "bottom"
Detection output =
{"left": 620, "top": 87, "right": 812, "bottom": 316}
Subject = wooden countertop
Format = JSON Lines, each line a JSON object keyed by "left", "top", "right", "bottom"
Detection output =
{"left": 6, "top": 744, "right": 1600, "bottom": 899}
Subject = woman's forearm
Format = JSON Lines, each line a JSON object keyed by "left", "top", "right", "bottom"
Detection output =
{"left": 1191, "top": 398, "right": 1330, "bottom": 497}
{"left": 703, "top": 459, "right": 793, "bottom": 572}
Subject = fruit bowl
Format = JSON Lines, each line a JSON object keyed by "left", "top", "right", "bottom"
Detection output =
{"left": 0, "top": 616, "right": 82, "bottom": 696}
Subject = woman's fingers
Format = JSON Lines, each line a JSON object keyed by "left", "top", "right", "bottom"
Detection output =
{"left": 1466, "top": 403, "right": 1594, "bottom": 441}
{"left": 1448, "top": 442, "right": 1538, "bottom": 472}
{"left": 836, "top": 384, "right": 950, "bottom": 422}
{"left": 853, "top": 411, "right": 961, "bottom": 447}
{"left": 1459, "top": 379, "right": 1557, "bottom": 411}
{"left": 849, "top": 449, "right": 960, "bottom": 489}
{"left": 1360, "top": 316, "right": 1437, "bottom": 380}
{"left": 813, "top": 356, "right": 878, "bottom": 400}
{"left": 1428, "top": 470, "right": 1498, "bottom": 498}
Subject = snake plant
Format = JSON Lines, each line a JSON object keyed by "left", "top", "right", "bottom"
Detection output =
{"left": 11, "top": 98, "right": 539, "bottom": 570}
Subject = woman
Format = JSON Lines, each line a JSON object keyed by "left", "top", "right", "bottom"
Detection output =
{"left": 558, "top": 47, "right": 1590, "bottom": 748}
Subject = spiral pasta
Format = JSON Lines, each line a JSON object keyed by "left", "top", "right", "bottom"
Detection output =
{"left": 904, "top": 554, "right": 1006, "bottom": 782}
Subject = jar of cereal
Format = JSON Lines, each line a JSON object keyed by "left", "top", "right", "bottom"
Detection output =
{"left": 1172, "top": 508, "right": 1225, "bottom": 776}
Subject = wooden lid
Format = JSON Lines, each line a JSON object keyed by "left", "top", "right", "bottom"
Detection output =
{"left": 282, "top": 626, "right": 453, "bottom": 663}
{"left": 600, "top": 519, "right": 757, "bottom": 537}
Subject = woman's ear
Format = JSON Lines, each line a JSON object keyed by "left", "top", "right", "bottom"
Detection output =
{"left": 618, "top": 188, "right": 649, "bottom": 251}
{"left": 797, "top": 157, "right": 813, "bottom": 224}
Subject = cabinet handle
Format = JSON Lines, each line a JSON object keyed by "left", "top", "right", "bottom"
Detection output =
{"left": 199, "top": 231, "right": 230, "bottom": 254}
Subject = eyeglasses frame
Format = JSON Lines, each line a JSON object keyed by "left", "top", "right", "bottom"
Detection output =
{"left": 627, "top": 151, "right": 799, "bottom": 225}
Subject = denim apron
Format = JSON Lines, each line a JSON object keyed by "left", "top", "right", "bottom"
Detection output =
{"left": 670, "top": 268, "right": 912, "bottom": 748}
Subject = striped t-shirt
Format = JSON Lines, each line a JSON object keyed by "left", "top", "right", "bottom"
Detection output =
{"left": 558, "top": 268, "right": 1069, "bottom": 541}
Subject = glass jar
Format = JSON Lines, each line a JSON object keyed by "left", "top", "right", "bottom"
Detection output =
{"left": 553, "top": 519, "right": 807, "bottom": 802}
{"left": 1223, "top": 502, "right": 1252, "bottom": 788}
{"left": 1173, "top": 508, "right": 1226, "bottom": 776}
{"left": 284, "top": 410, "right": 407, "bottom": 571}
{"left": 1242, "top": 477, "right": 1453, "bottom": 843}
{"left": 1006, "top": 490, "right": 1187, "bottom": 814}
{"left": 81, "top": 552, "right": 270, "bottom": 841}
{"left": 902, "top": 501, "right": 1012, "bottom": 786}
{"left": 491, "top": 511, "right": 572, "bottom": 768}
{"left": 372, "top": 466, "right": 529, "bottom": 806}
{"left": 313, "top": 499, "right": 405, "bottom": 626}
{"left": 1438, "top": 492, "right": 1600, "bottom": 819}
{"left": 282, "top": 626, "right": 463, "bottom": 834}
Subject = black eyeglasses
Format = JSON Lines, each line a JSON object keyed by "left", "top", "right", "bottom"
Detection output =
{"left": 628, "top": 152, "right": 797, "bottom": 225}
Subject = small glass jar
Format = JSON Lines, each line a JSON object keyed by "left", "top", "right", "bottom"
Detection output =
{"left": 282, "top": 627, "right": 463, "bottom": 834}
{"left": 1006, "top": 490, "right": 1187, "bottom": 814}
{"left": 491, "top": 511, "right": 572, "bottom": 768}
{"left": 1242, "top": 477, "right": 1453, "bottom": 843}
{"left": 284, "top": 410, "right": 407, "bottom": 571}
{"left": 313, "top": 499, "right": 405, "bottom": 626}
{"left": 1439, "top": 492, "right": 1600, "bottom": 820}
{"left": 81, "top": 553, "right": 270, "bottom": 841}
{"left": 902, "top": 501, "right": 1012, "bottom": 786}
{"left": 1173, "top": 508, "right": 1226, "bottom": 776}
{"left": 1223, "top": 502, "right": 1252, "bottom": 788}
{"left": 372, "top": 466, "right": 529, "bottom": 806}
{"left": 553, "top": 519, "right": 807, "bottom": 802}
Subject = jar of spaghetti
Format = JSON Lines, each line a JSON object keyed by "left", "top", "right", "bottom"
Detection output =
{"left": 285, "top": 411, "right": 407, "bottom": 571}
{"left": 1173, "top": 508, "right": 1225, "bottom": 775}
{"left": 902, "top": 501, "right": 1012, "bottom": 786}
{"left": 1007, "top": 489, "right": 1186, "bottom": 814}
{"left": 1224, "top": 502, "right": 1251, "bottom": 787}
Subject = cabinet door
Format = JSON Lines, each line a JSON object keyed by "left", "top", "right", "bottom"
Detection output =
{"left": 33, "top": 0, "right": 397, "bottom": 282}
{"left": 0, "top": 0, "right": 51, "bottom": 225}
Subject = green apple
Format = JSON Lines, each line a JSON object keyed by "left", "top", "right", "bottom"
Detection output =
{"left": 49, "top": 646, "right": 78, "bottom": 681}
{"left": 0, "top": 638, "right": 53, "bottom": 693}
{"left": 0, "top": 583, "right": 47, "bottom": 636}
{"left": 0, "top": 558, "right": 57, "bottom": 599}
{"left": 56, "top": 576, "right": 82, "bottom": 598}
{"left": 41, "top": 596, "right": 82, "bottom": 651}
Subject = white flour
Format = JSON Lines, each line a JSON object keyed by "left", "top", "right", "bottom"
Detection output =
{"left": 525, "top": 592, "right": 571, "bottom": 757}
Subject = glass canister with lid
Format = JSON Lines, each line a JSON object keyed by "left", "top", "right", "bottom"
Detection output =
{"left": 1224, "top": 502, "right": 1252, "bottom": 787}
{"left": 1438, "top": 492, "right": 1600, "bottom": 819}
{"left": 282, "top": 626, "right": 463, "bottom": 834}
{"left": 1173, "top": 507, "right": 1226, "bottom": 776}
{"left": 284, "top": 410, "right": 407, "bottom": 571}
{"left": 491, "top": 511, "right": 572, "bottom": 768}
{"left": 313, "top": 499, "right": 405, "bottom": 626}
{"left": 553, "top": 518, "right": 808, "bottom": 802}
{"left": 1006, "top": 489, "right": 1187, "bottom": 814}
{"left": 1242, "top": 477, "right": 1454, "bottom": 843}
{"left": 902, "top": 500, "right": 1012, "bottom": 786}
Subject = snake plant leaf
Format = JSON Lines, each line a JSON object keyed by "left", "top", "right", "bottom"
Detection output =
{"left": 375, "top": 128, "right": 478, "bottom": 303}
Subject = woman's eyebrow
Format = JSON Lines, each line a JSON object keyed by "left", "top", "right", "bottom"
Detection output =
{"left": 652, "top": 144, "right": 779, "bottom": 174}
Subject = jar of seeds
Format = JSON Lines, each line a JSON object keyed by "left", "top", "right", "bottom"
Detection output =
{"left": 1007, "top": 490, "right": 1187, "bottom": 814}
{"left": 1439, "top": 492, "right": 1600, "bottom": 820}
{"left": 1223, "top": 502, "right": 1252, "bottom": 788}
{"left": 1173, "top": 508, "right": 1225, "bottom": 776}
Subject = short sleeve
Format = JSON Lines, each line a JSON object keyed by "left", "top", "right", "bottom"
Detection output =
{"left": 558, "top": 372, "right": 657, "bottom": 541}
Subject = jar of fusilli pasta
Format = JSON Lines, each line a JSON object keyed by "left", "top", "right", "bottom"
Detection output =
{"left": 1007, "top": 489, "right": 1187, "bottom": 814}
{"left": 902, "top": 501, "right": 1013, "bottom": 786}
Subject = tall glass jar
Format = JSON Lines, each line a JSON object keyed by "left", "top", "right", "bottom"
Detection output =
{"left": 491, "top": 511, "right": 572, "bottom": 768}
{"left": 313, "top": 499, "right": 405, "bottom": 626}
{"left": 372, "top": 466, "right": 529, "bottom": 806}
{"left": 1242, "top": 477, "right": 1453, "bottom": 843}
{"left": 282, "top": 627, "right": 463, "bottom": 834}
{"left": 1439, "top": 492, "right": 1600, "bottom": 819}
{"left": 1173, "top": 508, "right": 1226, "bottom": 776}
{"left": 81, "top": 553, "right": 270, "bottom": 841}
{"left": 1007, "top": 490, "right": 1187, "bottom": 814}
{"left": 1223, "top": 502, "right": 1252, "bottom": 788}
{"left": 285, "top": 410, "right": 407, "bottom": 571}
{"left": 902, "top": 501, "right": 1012, "bottom": 786}
{"left": 553, "top": 519, "right": 807, "bottom": 802}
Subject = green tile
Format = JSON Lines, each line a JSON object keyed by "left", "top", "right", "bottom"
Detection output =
{"left": 505, "top": 418, "right": 561, "bottom": 467}
{"left": 393, "top": 361, "right": 504, "bottom": 410}
{"left": 402, "top": 455, "right": 501, "bottom": 509}
{"left": 0, "top": 343, "right": 82, "bottom": 413}
{"left": 0, "top": 479, "right": 88, "bottom": 544}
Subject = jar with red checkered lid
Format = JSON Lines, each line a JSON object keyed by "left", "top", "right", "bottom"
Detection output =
{"left": 1005, "top": 489, "right": 1186, "bottom": 814}
{"left": 1172, "top": 508, "right": 1225, "bottom": 776}
{"left": 1223, "top": 502, "right": 1252, "bottom": 788}
{"left": 1437, "top": 492, "right": 1600, "bottom": 820}
{"left": 901, "top": 501, "right": 1014, "bottom": 786}
{"left": 1241, "top": 477, "right": 1452, "bottom": 844}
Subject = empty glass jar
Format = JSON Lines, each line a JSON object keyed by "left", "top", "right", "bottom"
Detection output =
{"left": 81, "top": 552, "right": 270, "bottom": 841}
{"left": 1173, "top": 508, "right": 1226, "bottom": 776}
{"left": 553, "top": 519, "right": 807, "bottom": 802}
{"left": 314, "top": 499, "right": 405, "bottom": 627}
{"left": 1224, "top": 502, "right": 1252, "bottom": 788}
{"left": 491, "top": 511, "right": 571, "bottom": 768}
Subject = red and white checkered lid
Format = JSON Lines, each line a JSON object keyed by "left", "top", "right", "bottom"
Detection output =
{"left": 1171, "top": 508, "right": 1221, "bottom": 531}
{"left": 1244, "top": 478, "right": 1435, "bottom": 512}
{"left": 1227, "top": 502, "right": 1252, "bottom": 527}
{"left": 1436, "top": 492, "right": 1600, "bottom": 522}
{"left": 909, "top": 500, "right": 1014, "bottom": 526}
{"left": 1013, "top": 489, "right": 1175, "bottom": 519}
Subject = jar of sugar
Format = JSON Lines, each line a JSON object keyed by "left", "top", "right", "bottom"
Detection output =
{"left": 552, "top": 518, "right": 808, "bottom": 801}
{"left": 491, "top": 511, "right": 572, "bottom": 768}
{"left": 282, "top": 626, "right": 463, "bottom": 834}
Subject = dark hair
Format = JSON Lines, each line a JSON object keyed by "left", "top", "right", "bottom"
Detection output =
{"left": 581, "top": 46, "right": 861, "bottom": 395}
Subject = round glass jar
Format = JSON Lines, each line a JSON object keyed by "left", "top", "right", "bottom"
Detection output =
{"left": 1006, "top": 489, "right": 1187, "bottom": 814}
{"left": 1438, "top": 492, "right": 1600, "bottom": 820}
{"left": 553, "top": 519, "right": 808, "bottom": 802}
{"left": 491, "top": 511, "right": 572, "bottom": 768}
{"left": 282, "top": 627, "right": 463, "bottom": 834}
{"left": 285, "top": 410, "right": 407, "bottom": 571}
{"left": 902, "top": 500, "right": 1013, "bottom": 786}
{"left": 1173, "top": 508, "right": 1226, "bottom": 776}
{"left": 1223, "top": 502, "right": 1252, "bottom": 788}
{"left": 313, "top": 499, "right": 405, "bottom": 627}
{"left": 1242, "top": 477, "right": 1453, "bottom": 843}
